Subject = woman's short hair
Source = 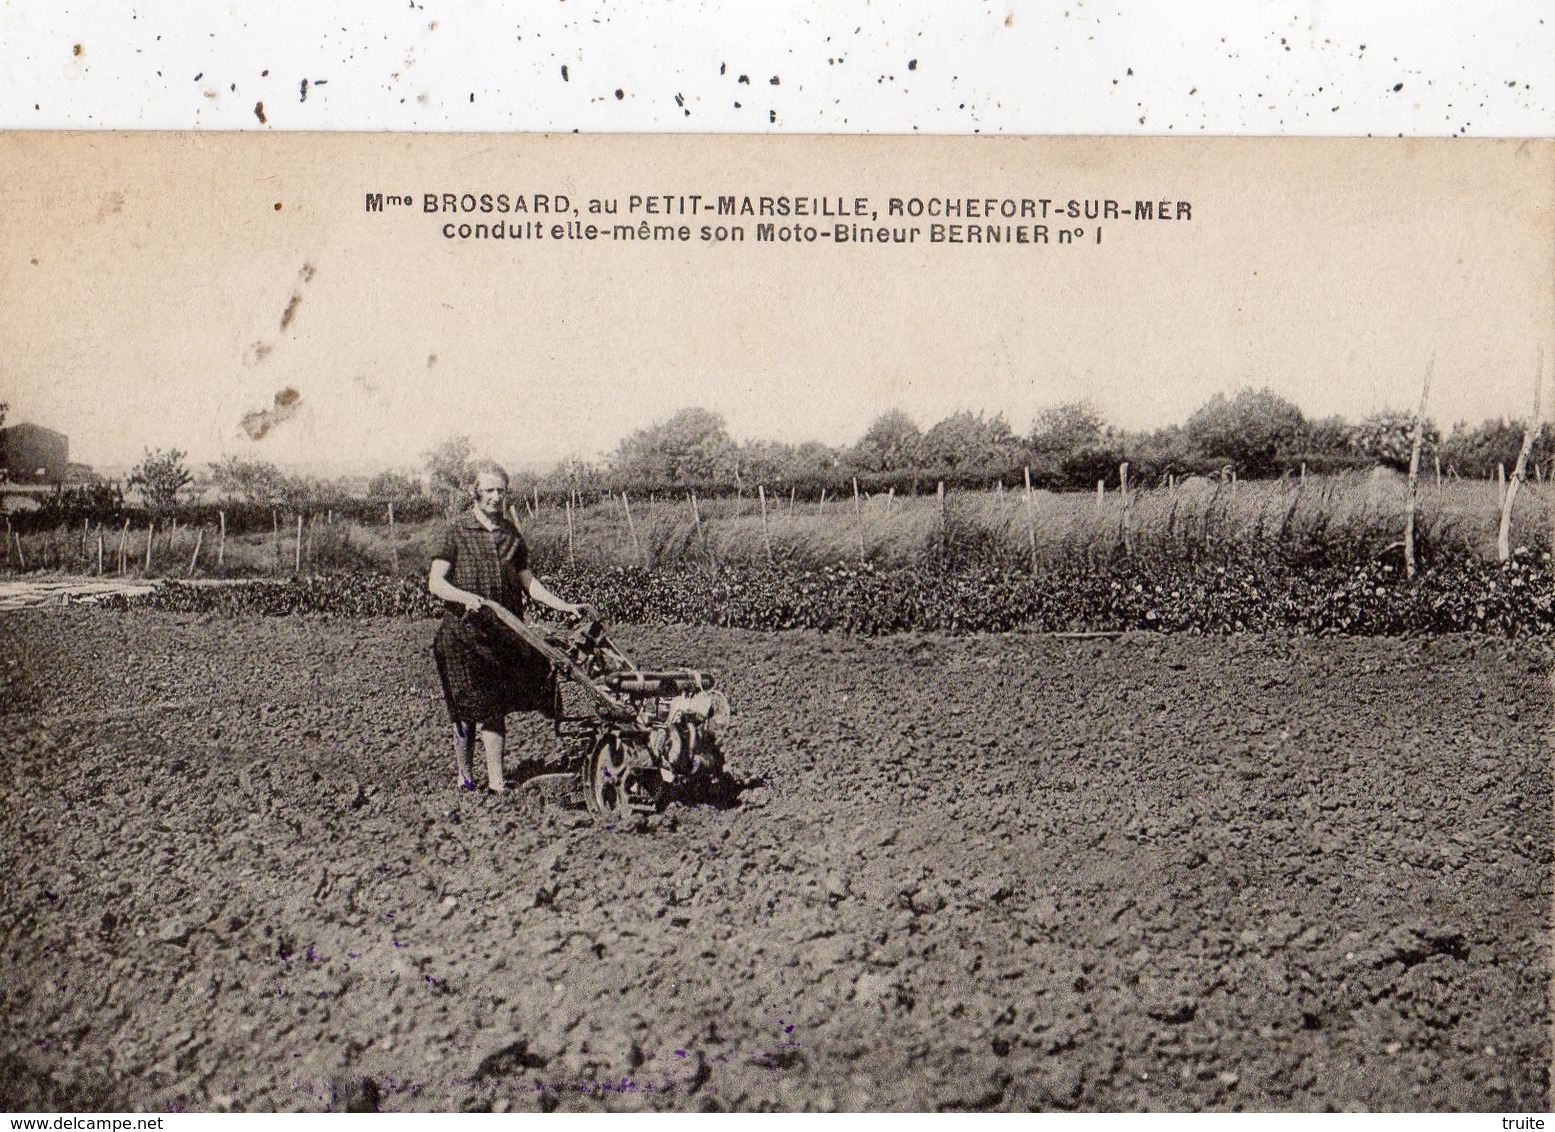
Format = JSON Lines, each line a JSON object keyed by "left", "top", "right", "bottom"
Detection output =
{"left": 466, "top": 461, "right": 510, "bottom": 491}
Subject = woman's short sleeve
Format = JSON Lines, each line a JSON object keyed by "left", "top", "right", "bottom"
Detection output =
{"left": 434, "top": 524, "right": 459, "bottom": 564}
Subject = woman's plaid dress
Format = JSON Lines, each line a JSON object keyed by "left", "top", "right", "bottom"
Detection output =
{"left": 431, "top": 513, "right": 554, "bottom": 724}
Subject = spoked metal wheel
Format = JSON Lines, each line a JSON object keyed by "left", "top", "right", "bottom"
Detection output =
{"left": 586, "top": 735, "right": 632, "bottom": 818}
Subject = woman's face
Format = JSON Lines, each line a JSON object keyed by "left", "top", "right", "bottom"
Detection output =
{"left": 473, "top": 472, "right": 508, "bottom": 518}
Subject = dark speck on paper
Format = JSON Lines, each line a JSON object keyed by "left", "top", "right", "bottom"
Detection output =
{"left": 193, "top": 72, "right": 202, "bottom": 82}
{"left": 614, "top": 88, "right": 624, "bottom": 100}
{"left": 561, "top": 64, "right": 569, "bottom": 82}
{"left": 769, "top": 75, "right": 780, "bottom": 85}
{"left": 254, "top": 102, "right": 266, "bottom": 123}
{"left": 907, "top": 59, "right": 917, "bottom": 71}
{"left": 241, "top": 387, "right": 302, "bottom": 440}
{"left": 737, "top": 74, "right": 749, "bottom": 84}
{"left": 72, "top": 44, "right": 82, "bottom": 57}
{"left": 300, "top": 78, "right": 309, "bottom": 102}
{"left": 1393, "top": 82, "right": 1404, "bottom": 91}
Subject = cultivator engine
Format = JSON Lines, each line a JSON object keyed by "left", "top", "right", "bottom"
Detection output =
{"left": 481, "top": 602, "right": 732, "bottom": 817}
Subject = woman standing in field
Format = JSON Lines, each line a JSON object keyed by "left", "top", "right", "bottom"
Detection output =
{"left": 427, "top": 464, "right": 595, "bottom": 793}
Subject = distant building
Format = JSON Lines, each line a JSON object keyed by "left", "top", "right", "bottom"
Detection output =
{"left": 1, "top": 423, "right": 69, "bottom": 482}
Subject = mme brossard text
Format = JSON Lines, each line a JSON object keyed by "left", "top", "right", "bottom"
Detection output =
{"left": 363, "top": 190, "right": 1193, "bottom": 247}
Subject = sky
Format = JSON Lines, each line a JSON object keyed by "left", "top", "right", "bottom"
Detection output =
{"left": 2, "top": 133, "right": 1551, "bottom": 475}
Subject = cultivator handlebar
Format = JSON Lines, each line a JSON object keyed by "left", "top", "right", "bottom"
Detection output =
{"left": 475, "top": 599, "right": 635, "bottom": 720}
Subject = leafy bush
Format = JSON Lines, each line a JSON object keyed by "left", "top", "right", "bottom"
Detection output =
{"left": 102, "top": 550, "right": 1553, "bottom": 637}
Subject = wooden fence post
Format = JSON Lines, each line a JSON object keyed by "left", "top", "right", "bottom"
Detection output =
{"left": 622, "top": 491, "right": 642, "bottom": 565}
{"left": 15, "top": 529, "right": 26, "bottom": 571}
{"left": 758, "top": 486, "right": 773, "bottom": 563}
{"left": 818, "top": 487, "right": 828, "bottom": 516}
{"left": 387, "top": 502, "right": 398, "bottom": 574}
{"left": 1096, "top": 480, "right": 1104, "bottom": 508}
{"left": 1404, "top": 357, "right": 1434, "bottom": 579}
{"left": 1498, "top": 349, "right": 1544, "bottom": 562}
{"left": 187, "top": 529, "right": 204, "bottom": 577}
{"left": 118, "top": 518, "right": 129, "bottom": 574}
{"left": 97, "top": 531, "right": 104, "bottom": 575}
{"left": 218, "top": 510, "right": 227, "bottom": 569}
{"left": 272, "top": 509, "right": 281, "bottom": 573}
{"left": 1497, "top": 463, "right": 1507, "bottom": 510}
{"left": 1023, "top": 466, "right": 1037, "bottom": 574}
{"left": 145, "top": 518, "right": 155, "bottom": 571}
{"left": 852, "top": 477, "right": 864, "bottom": 560}
{"left": 565, "top": 497, "right": 576, "bottom": 565}
{"left": 936, "top": 481, "right": 946, "bottom": 555}
{"left": 294, "top": 514, "right": 303, "bottom": 574}
{"left": 690, "top": 490, "right": 712, "bottom": 564}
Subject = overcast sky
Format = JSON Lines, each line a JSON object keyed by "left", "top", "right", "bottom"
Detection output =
{"left": 3, "top": 133, "right": 1550, "bottom": 473}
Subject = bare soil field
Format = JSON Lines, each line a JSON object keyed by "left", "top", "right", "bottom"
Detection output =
{"left": 0, "top": 609, "right": 1549, "bottom": 1111}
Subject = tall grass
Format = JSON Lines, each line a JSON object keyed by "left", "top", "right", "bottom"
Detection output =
{"left": 3, "top": 473, "right": 1547, "bottom": 579}
{"left": 519, "top": 472, "right": 1550, "bottom": 572}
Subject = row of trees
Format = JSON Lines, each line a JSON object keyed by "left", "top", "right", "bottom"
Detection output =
{"left": 13, "top": 387, "right": 1551, "bottom": 533}
{"left": 579, "top": 390, "right": 1552, "bottom": 497}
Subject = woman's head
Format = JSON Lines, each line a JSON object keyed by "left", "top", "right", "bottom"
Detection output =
{"left": 468, "top": 462, "right": 509, "bottom": 517}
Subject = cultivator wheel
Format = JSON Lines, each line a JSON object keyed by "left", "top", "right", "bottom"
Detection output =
{"left": 586, "top": 735, "right": 632, "bottom": 818}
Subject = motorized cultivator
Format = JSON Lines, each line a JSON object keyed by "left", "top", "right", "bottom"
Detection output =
{"left": 480, "top": 601, "right": 733, "bottom": 817}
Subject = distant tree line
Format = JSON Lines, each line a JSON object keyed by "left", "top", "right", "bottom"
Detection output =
{"left": 534, "top": 389, "right": 1554, "bottom": 501}
{"left": 14, "top": 387, "right": 1553, "bottom": 533}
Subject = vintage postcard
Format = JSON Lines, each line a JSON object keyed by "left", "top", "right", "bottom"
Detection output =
{"left": 0, "top": 133, "right": 1550, "bottom": 1113}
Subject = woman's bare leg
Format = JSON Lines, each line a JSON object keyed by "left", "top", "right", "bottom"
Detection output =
{"left": 476, "top": 723, "right": 506, "bottom": 792}
{"left": 453, "top": 723, "right": 477, "bottom": 789}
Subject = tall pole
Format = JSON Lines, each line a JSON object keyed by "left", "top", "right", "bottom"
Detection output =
{"left": 1498, "top": 348, "right": 1544, "bottom": 562}
{"left": 852, "top": 477, "right": 864, "bottom": 560}
{"left": 1403, "top": 356, "right": 1434, "bottom": 579}
{"left": 758, "top": 485, "right": 773, "bottom": 564}
{"left": 1023, "top": 466, "right": 1037, "bottom": 574}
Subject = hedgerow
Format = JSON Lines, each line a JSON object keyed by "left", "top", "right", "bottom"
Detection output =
{"left": 100, "top": 549, "right": 1553, "bottom": 636}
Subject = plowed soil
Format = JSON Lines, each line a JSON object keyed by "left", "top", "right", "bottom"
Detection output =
{"left": 1, "top": 609, "right": 1549, "bottom": 1112}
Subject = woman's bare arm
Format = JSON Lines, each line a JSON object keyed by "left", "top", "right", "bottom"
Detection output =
{"left": 517, "top": 568, "right": 594, "bottom": 619}
{"left": 428, "top": 558, "right": 483, "bottom": 612}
